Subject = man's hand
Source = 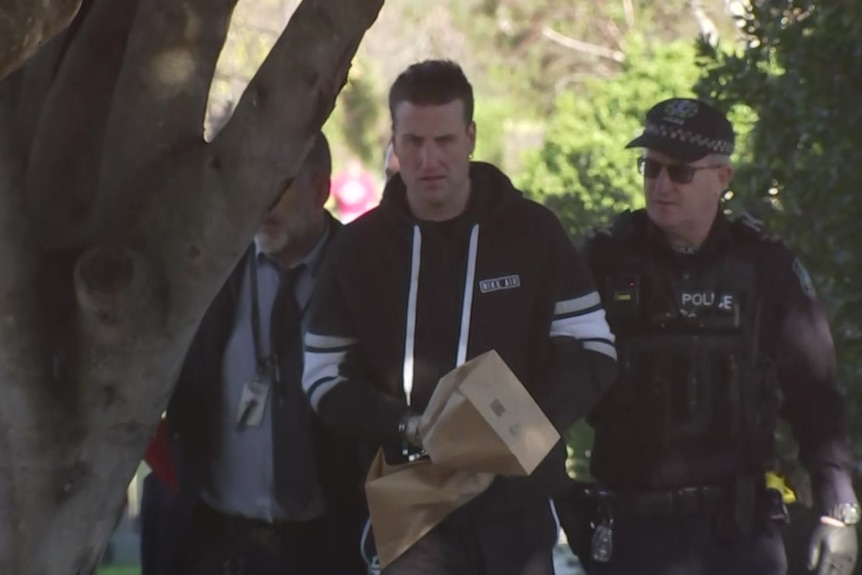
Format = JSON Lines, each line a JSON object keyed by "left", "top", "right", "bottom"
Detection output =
{"left": 808, "top": 518, "right": 858, "bottom": 575}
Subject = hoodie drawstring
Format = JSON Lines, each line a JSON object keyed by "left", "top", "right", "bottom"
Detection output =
{"left": 457, "top": 225, "right": 479, "bottom": 366}
{"left": 401, "top": 224, "right": 480, "bottom": 404}
{"left": 402, "top": 226, "right": 422, "bottom": 406}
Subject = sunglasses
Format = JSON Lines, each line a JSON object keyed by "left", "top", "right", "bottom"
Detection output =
{"left": 637, "top": 157, "right": 722, "bottom": 184}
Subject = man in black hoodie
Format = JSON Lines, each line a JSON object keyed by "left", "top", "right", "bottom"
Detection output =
{"left": 302, "top": 60, "right": 618, "bottom": 575}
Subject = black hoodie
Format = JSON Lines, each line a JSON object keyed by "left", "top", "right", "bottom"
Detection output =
{"left": 303, "top": 162, "right": 617, "bottom": 522}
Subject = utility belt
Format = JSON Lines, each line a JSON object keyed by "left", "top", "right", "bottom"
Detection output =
{"left": 563, "top": 476, "right": 793, "bottom": 566}
{"left": 587, "top": 484, "right": 727, "bottom": 518}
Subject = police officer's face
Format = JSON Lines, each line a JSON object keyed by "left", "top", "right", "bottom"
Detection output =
{"left": 642, "top": 150, "right": 733, "bottom": 240}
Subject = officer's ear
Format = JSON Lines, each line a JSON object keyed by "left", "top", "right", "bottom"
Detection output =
{"left": 716, "top": 163, "right": 734, "bottom": 190}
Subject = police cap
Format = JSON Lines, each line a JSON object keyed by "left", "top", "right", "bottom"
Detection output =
{"left": 625, "top": 98, "right": 735, "bottom": 163}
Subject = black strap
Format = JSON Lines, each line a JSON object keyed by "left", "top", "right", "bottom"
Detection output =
{"left": 268, "top": 260, "right": 318, "bottom": 514}
{"left": 248, "top": 253, "right": 305, "bottom": 381}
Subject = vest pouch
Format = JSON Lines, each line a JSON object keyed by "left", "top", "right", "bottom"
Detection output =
{"left": 605, "top": 273, "right": 641, "bottom": 326}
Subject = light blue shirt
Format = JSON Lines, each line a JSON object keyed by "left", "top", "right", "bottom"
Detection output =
{"left": 202, "top": 224, "right": 329, "bottom": 522}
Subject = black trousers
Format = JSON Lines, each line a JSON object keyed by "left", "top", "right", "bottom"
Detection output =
{"left": 172, "top": 502, "right": 365, "bottom": 575}
{"left": 582, "top": 514, "right": 787, "bottom": 575}
{"left": 381, "top": 502, "right": 558, "bottom": 575}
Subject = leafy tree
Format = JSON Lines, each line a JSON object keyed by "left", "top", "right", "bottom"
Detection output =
{"left": 695, "top": 1, "right": 862, "bottom": 443}
{"left": 325, "top": 60, "right": 386, "bottom": 168}
{"left": 461, "top": 0, "right": 737, "bottom": 115}
{"left": 516, "top": 36, "right": 704, "bottom": 240}
{"left": 0, "top": 0, "right": 382, "bottom": 572}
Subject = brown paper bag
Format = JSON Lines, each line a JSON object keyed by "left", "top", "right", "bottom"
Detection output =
{"left": 364, "top": 449, "right": 494, "bottom": 568}
{"left": 420, "top": 350, "right": 560, "bottom": 476}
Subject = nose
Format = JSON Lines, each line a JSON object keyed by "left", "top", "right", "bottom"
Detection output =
{"left": 652, "top": 164, "right": 675, "bottom": 193}
{"left": 418, "top": 141, "right": 441, "bottom": 170}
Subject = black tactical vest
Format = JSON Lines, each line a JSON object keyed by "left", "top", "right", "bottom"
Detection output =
{"left": 589, "top": 213, "right": 780, "bottom": 489}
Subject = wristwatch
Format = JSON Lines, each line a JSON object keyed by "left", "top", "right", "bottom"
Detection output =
{"left": 826, "top": 503, "right": 862, "bottom": 525}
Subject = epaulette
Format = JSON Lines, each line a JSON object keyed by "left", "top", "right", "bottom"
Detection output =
{"left": 730, "top": 211, "right": 783, "bottom": 244}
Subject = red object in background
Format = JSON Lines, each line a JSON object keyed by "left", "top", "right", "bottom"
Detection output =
{"left": 144, "top": 420, "right": 178, "bottom": 493}
{"left": 331, "top": 160, "right": 379, "bottom": 223}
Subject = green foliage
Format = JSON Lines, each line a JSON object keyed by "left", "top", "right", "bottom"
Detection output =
{"left": 98, "top": 567, "right": 139, "bottom": 575}
{"left": 207, "top": 0, "right": 290, "bottom": 117}
{"left": 472, "top": 97, "right": 514, "bottom": 167}
{"left": 339, "top": 73, "right": 383, "bottom": 166}
{"left": 694, "top": 2, "right": 862, "bottom": 444}
{"left": 516, "top": 36, "right": 703, "bottom": 240}
{"left": 461, "top": 0, "right": 736, "bottom": 115}
{"left": 565, "top": 420, "right": 595, "bottom": 480}
{"left": 325, "top": 60, "right": 387, "bottom": 170}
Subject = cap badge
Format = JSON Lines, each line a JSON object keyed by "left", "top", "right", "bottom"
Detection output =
{"left": 663, "top": 100, "right": 699, "bottom": 124}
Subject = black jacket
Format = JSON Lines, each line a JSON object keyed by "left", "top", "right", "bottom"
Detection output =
{"left": 303, "top": 162, "right": 618, "bottom": 524}
{"left": 140, "top": 215, "right": 366, "bottom": 574}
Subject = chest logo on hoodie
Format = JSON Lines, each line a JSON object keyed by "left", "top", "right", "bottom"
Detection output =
{"left": 479, "top": 274, "right": 521, "bottom": 294}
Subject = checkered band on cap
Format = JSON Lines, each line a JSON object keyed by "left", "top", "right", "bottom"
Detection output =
{"left": 644, "top": 122, "right": 734, "bottom": 155}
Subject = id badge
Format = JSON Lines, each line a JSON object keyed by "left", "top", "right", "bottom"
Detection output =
{"left": 236, "top": 379, "right": 270, "bottom": 429}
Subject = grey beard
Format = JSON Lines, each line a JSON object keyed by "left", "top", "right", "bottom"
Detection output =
{"left": 255, "top": 216, "right": 317, "bottom": 257}
{"left": 255, "top": 229, "right": 291, "bottom": 255}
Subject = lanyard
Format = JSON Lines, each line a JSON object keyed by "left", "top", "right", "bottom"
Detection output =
{"left": 248, "top": 253, "right": 311, "bottom": 381}
{"left": 249, "top": 253, "right": 274, "bottom": 378}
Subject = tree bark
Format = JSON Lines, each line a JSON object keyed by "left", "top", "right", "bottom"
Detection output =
{"left": 26, "top": 0, "right": 140, "bottom": 248}
{"left": 0, "top": 128, "right": 47, "bottom": 575}
{"left": 0, "top": 0, "right": 384, "bottom": 573}
{"left": 0, "top": 0, "right": 83, "bottom": 80}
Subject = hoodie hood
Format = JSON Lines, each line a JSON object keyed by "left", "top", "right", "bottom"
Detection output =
{"left": 379, "top": 161, "right": 524, "bottom": 224}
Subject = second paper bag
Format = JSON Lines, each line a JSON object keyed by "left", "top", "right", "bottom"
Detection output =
{"left": 364, "top": 449, "right": 494, "bottom": 568}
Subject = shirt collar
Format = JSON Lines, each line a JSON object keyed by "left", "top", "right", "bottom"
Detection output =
{"left": 647, "top": 209, "right": 732, "bottom": 256}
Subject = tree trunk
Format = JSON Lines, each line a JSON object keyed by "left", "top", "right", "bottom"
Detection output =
{"left": 0, "top": 0, "right": 83, "bottom": 79}
{"left": 0, "top": 0, "right": 384, "bottom": 573}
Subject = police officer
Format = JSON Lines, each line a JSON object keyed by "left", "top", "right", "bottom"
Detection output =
{"left": 558, "top": 98, "right": 859, "bottom": 575}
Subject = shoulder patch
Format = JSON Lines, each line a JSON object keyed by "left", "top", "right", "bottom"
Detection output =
{"left": 792, "top": 258, "right": 816, "bottom": 299}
